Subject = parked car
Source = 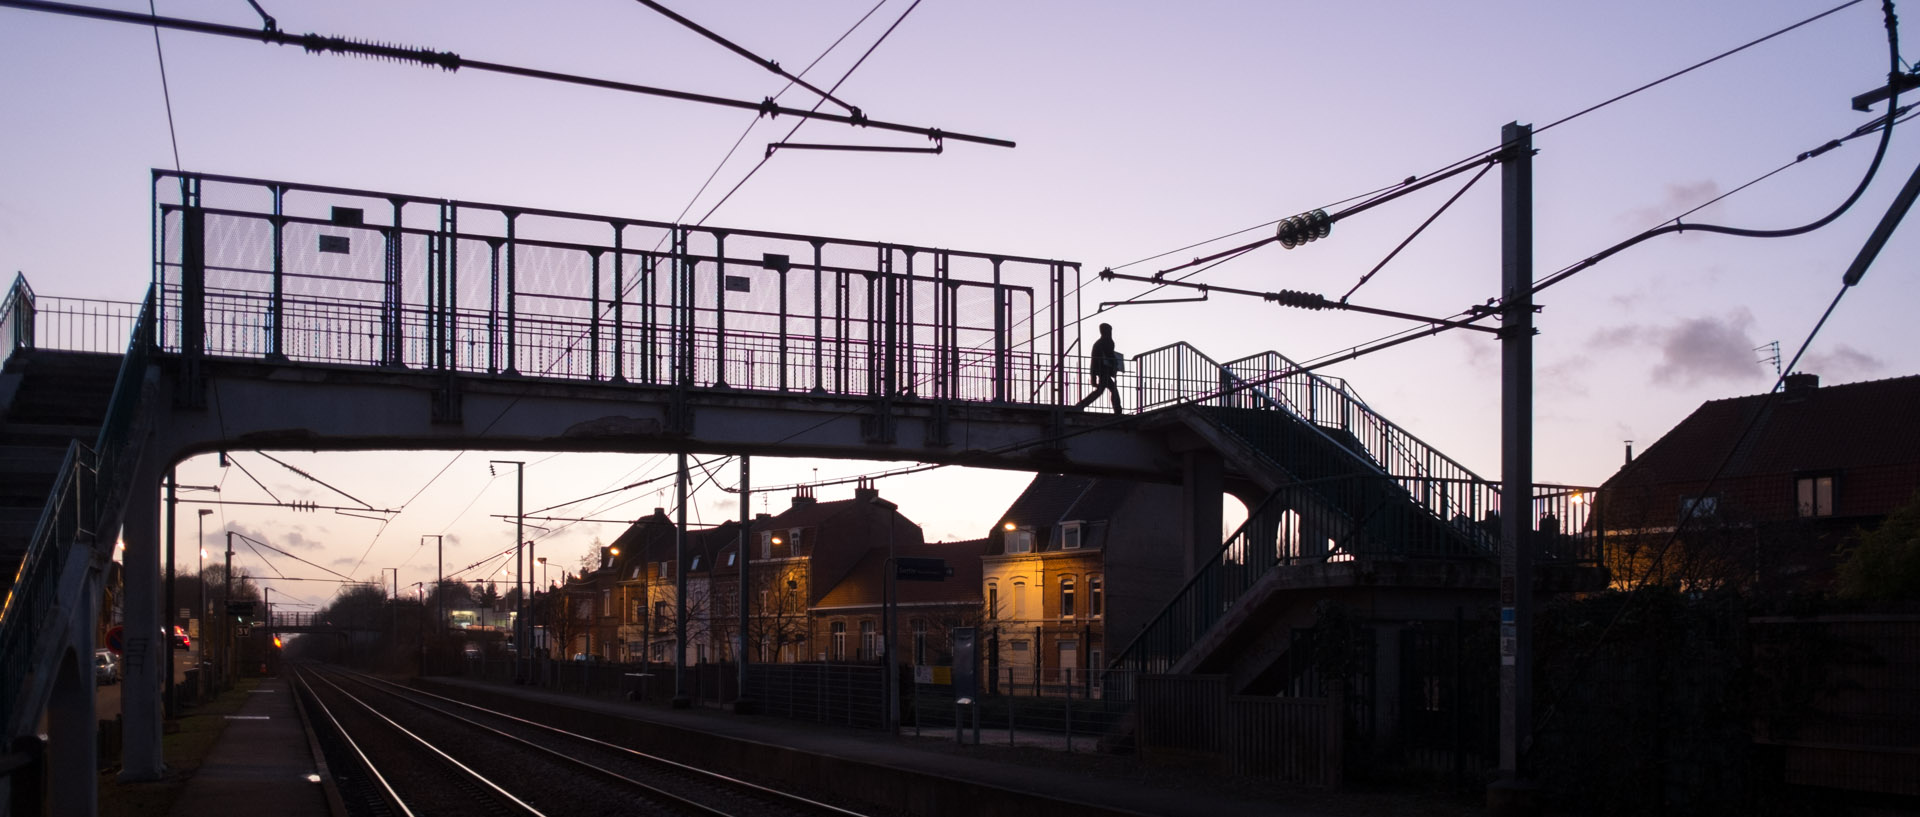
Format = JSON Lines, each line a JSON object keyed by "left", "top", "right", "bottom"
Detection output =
{"left": 172, "top": 625, "right": 190, "bottom": 650}
{"left": 94, "top": 650, "right": 119, "bottom": 685}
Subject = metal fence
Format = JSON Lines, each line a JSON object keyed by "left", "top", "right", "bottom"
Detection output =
{"left": 152, "top": 171, "right": 1085, "bottom": 406}
{"left": 1133, "top": 674, "right": 1344, "bottom": 786}
{"left": 746, "top": 662, "right": 885, "bottom": 730}
{"left": 911, "top": 667, "right": 1134, "bottom": 751}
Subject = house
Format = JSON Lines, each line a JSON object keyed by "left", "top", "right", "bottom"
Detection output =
{"left": 1596, "top": 372, "right": 1920, "bottom": 594}
{"left": 809, "top": 537, "right": 987, "bottom": 669}
{"left": 742, "top": 480, "right": 924, "bottom": 663}
{"left": 981, "top": 473, "right": 1183, "bottom": 689}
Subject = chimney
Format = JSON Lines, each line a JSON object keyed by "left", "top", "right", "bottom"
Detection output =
{"left": 853, "top": 476, "right": 879, "bottom": 502}
{"left": 1784, "top": 372, "right": 1819, "bottom": 392}
{"left": 791, "top": 484, "right": 817, "bottom": 508}
{"left": 1624, "top": 440, "right": 1633, "bottom": 465}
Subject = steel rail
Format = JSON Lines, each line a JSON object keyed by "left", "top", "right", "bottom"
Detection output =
{"left": 321, "top": 665, "right": 871, "bottom": 817}
{"left": 298, "top": 666, "right": 547, "bottom": 816}
{"left": 288, "top": 668, "right": 417, "bottom": 817}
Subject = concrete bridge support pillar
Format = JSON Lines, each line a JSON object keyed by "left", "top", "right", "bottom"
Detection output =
{"left": 118, "top": 472, "right": 165, "bottom": 780}
{"left": 49, "top": 638, "right": 98, "bottom": 815}
{"left": 1180, "top": 451, "right": 1224, "bottom": 574}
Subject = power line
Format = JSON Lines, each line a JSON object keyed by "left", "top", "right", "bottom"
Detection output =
{"left": 146, "top": 0, "right": 182, "bottom": 173}
{"left": 632, "top": 0, "right": 860, "bottom": 115}
{"left": 0, "top": 0, "right": 1012, "bottom": 148}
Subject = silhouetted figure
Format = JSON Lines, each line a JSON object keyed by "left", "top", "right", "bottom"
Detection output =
{"left": 1075, "top": 323, "right": 1123, "bottom": 413}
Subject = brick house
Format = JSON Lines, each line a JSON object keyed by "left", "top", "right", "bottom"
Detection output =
{"left": 737, "top": 481, "right": 923, "bottom": 663}
{"left": 809, "top": 537, "right": 987, "bottom": 669}
{"left": 1596, "top": 373, "right": 1920, "bottom": 594}
{"left": 981, "top": 473, "right": 1184, "bottom": 689}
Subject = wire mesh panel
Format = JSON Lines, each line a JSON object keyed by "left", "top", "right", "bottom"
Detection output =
{"left": 154, "top": 171, "right": 1087, "bottom": 409}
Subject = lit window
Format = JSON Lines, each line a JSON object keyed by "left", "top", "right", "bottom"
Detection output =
{"left": 1796, "top": 476, "right": 1834, "bottom": 518}
{"left": 1060, "top": 576, "right": 1076, "bottom": 618}
{"left": 1006, "top": 529, "right": 1033, "bottom": 554}
{"left": 1060, "top": 522, "right": 1082, "bottom": 550}
{"left": 1012, "top": 581, "right": 1027, "bottom": 618}
{"left": 831, "top": 621, "right": 847, "bottom": 661}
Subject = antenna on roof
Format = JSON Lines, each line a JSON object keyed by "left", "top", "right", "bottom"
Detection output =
{"left": 1755, "top": 341, "right": 1781, "bottom": 378}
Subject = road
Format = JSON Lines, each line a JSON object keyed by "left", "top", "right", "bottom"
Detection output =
{"left": 96, "top": 644, "right": 204, "bottom": 719}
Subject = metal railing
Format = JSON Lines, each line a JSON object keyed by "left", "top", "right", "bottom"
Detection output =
{"left": 0, "top": 287, "right": 156, "bottom": 738}
{"left": 153, "top": 171, "right": 1085, "bottom": 407}
{"left": 1110, "top": 474, "right": 1597, "bottom": 679}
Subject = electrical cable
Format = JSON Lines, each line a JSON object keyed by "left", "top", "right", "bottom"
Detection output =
{"left": 146, "top": 0, "right": 183, "bottom": 173}
{"left": 257, "top": 451, "right": 375, "bottom": 510}
{"left": 663, "top": 0, "right": 889, "bottom": 228}
{"left": 632, "top": 0, "right": 860, "bottom": 115}
{"left": 689, "top": 0, "right": 925, "bottom": 227}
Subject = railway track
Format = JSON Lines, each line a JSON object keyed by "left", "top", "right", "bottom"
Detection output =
{"left": 293, "top": 663, "right": 881, "bottom": 817}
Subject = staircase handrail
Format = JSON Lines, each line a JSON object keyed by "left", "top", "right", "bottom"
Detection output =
{"left": 1220, "top": 349, "right": 1490, "bottom": 485}
{"left": 0, "top": 286, "right": 156, "bottom": 738}
{"left": 0, "top": 442, "right": 95, "bottom": 736}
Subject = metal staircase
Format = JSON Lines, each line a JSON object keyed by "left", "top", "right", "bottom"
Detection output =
{"left": 1112, "top": 341, "right": 1588, "bottom": 682}
{"left": 0, "top": 276, "right": 155, "bottom": 742}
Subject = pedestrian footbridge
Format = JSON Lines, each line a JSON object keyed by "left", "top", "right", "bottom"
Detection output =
{"left": 0, "top": 171, "right": 1600, "bottom": 815}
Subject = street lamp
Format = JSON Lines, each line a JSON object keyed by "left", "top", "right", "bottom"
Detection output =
{"left": 537, "top": 556, "right": 550, "bottom": 589}
{"left": 197, "top": 509, "right": 213, "bottom": 641}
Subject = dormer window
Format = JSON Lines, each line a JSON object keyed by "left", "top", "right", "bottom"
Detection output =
{"left": 1060, "top": 522, "right": 1083, "bottom": 550}
{"left": 1006, "top": 529, "right": 1033, "bottom": 554}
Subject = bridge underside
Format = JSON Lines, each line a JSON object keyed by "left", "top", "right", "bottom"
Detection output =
{"left": 154, "top": 355, "right": 1183, "bottom": 481}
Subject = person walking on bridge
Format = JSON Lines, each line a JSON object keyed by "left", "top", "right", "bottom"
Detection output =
{"left": 1074, "top": 322, "right": 1123, "bottom": 413}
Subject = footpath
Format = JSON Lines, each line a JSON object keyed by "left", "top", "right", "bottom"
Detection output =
{"left": 165, "top": 676, "right": 335, "bottom": 817}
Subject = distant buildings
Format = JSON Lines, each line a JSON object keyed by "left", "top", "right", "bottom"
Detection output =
{"left": 1596, "top": 372, "right": 1920, "bottom": 594}
{"left": 539, "top": 472, "right": 1183, "bottom": 687}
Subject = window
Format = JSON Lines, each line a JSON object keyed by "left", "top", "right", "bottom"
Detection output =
{"left": 629, "top": 596, "right": 642, "bottom": 624}
{"left": 912, "top": 619, "right": 928, "bottom": 665}
{"left": 1679, "top": 495, "right": 1719, "bottom": 519}
{"left": 987, "top": 583, "right": 999, "bottom": 620}
{"left": 1012, "top": 581, "right": 1027, "bottom": 618}
{"left": 653, "top": 600, "right": 668, "bottom": 627}
{"left": 1060, "top": 576, "right": 1076, "bottom": 618}
{"left": 759, "top": 531, "right": 773, "bottom": 559}
{"left": 1010, "top": 639, "right": 1029, "bottom": 653}
{"left": 1006, "top": 529, "right": 1033, "bottom": 554}
{"left": 1089, "top": 575, "right": 1103, "bottom": 617}
{"left": 830, "top": 621, "right": 847, "bottom": 661}
{"left": 860, "top": 619, "right": 877, "bottom": 661}
{"left": 1060, "top": 522, "right": 1083, "bottom": 550}
{"left": 689, "top": 554, "right": 703, "bottom": 572}
{"left": 726, "top": 551, "right": 736, "bottom": 567}
{"left": 1796, "top": 475, "right": 1835, "bottom": 518}
{"left": 600, "top": 590, "right": 610, "bottom": 616}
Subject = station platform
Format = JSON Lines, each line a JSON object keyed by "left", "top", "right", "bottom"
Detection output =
{"left": 414, "top": 675, "right": 1361, "bottom": 817}
{"left": 166, "top": 676, "right": 337, "bottom": 817}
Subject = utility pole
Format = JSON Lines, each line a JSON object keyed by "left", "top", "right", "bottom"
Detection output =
{"left": 1491, "top": 120, "right": 1538, "bottom": 815}
{"left": 223, "top": 530, "right": 234, "bottom": 685}
{"left": 424, "top": 534, "right": 444, "bottom": 631}
{"left": 164, "top": 470, "right": 176, "bottom": 718}
{"left": 672, "top": 451, "right": 690, "bottom": 708}
{"left": 491, "top": 460, "right": 526, "bottom": 681}
{"left": 736, "top": 455, "right": 753, "bottom": 712}
{"left": 870, "top": 495, "right": 900, "bottom": 734}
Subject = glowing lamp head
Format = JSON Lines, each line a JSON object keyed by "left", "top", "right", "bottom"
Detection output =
{"left": 1003, "top": 522, "right": 1017, "bottom": 532}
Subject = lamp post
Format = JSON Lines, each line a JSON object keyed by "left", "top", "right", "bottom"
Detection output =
{"left": 423, "top": 534, "right": 444, "bottom": 631}
{"left": 196, "top": 509, "right": 212, "bottom": 643}
{"left": 870, "top": 495, "right": 899, "bottom": 734}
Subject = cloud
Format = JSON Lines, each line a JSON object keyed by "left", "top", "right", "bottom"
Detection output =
{"left": 1538, "top": 355, "right": 1593, "bottom": 399}
{"left": 1589, "top": 310, "right": 1770, "bottom": 387}
{"left": 1651, "top": 310, "right": 1765, "bottom": 385}
{"left": 1620, "top": 179, "right": 1721, "bottom": 229}
{"left": 1800, "top": 344, "right": 1884, "bottom": 381}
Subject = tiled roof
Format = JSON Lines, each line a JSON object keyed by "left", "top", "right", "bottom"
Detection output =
{"left": 812, "top": 538, "right": 989, "bottom": 610}
{"left": 1605, "top": 374, "right": 1920, "bottom": 488}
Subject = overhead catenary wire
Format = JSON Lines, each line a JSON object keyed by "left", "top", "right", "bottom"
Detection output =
{"left": 632, "top": 0, "right": 861, "bottom": 115}
{"left": 0, "top": 0, "right": 1013, "bottom": 148}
